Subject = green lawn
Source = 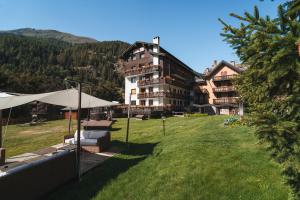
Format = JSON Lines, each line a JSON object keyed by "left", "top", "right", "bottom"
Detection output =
{"left": 43, "top": 116, "right": 290, "bottom": 200}
{"left": 2, "top": 116, "right": 291, "bottom": 199}
{"left": 3, "top": 119, "right": 76, "bottom": 157}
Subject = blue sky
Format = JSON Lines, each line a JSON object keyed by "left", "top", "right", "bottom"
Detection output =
{"left": 0, "top": 0, "right": 284, "bottom": 72}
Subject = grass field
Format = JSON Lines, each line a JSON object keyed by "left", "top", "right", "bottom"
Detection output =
{"left": 3, "top": 119, "right": 77, "bottom": 157}
{"left": 3, "top": 116, "right": 291, "bottom": 199}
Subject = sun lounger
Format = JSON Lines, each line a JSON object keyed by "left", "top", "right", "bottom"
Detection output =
{"left": 135, "top": 114, "right": 147, "bottom": 120}
{"left": 64, "top": 130, "right": 111, "bottom": 153}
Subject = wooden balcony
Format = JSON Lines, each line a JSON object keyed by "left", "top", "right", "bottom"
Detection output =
{"left": 213, "top": 75, "right": 237, "bottom": 81}
{"left": 118, "top": 105, "right": 185, "bottom": 114}
{"left": 124, "top": 65, "right": 161, "bottom": 76}
{"left": 213, "top": 97, "right": 238, "bottom": 104}
{"left": 137, "top": 78, "right": 165, "bottom": 86}
{"left": 137, "top": 77, "right": 190, "bottom": 88}
{"left": 138, "top": 92, "right": 165, "bottom": 99}
{"left": 138, "top": 92, "right": 189, "bottom": 99}
{"left": 212, "top": 86, "right": 235, "bottom": 93}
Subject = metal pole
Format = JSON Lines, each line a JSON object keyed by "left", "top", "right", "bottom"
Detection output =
{"left": 68, "top": 109, "right": 72, "bottom": 135}
{"left": 76, "top": 83, "right": 82, "bottom": 181}
{"left": 0, "top": 109, "right": 5, "bottom": 165}
{"left": 163, "top": 118, "right": 165, "bottom": 136}
{"left": 125, "top": 93, "right": 131, "bottom": 148}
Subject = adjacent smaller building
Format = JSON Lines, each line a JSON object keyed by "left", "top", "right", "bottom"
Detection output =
{"left": 194, "top": 60, "right": 245, "bottom": 115}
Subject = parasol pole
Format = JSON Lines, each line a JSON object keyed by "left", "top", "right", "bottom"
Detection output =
{"left": 68, "top": 109, "right": 72, "bottom": 135}
{"left": 0, "top": 109, "right": 5, "bottom": 165}
{"left": 76, "top": 82, "right": 82, "bottom": 181}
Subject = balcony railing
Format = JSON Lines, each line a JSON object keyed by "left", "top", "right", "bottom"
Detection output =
{"left": 213, "top": 97, "right": 238, "bottom": 104}
{"left": 137, "top": 77, "right": 190, "bottom": 87}
{"left": 213, "top": 86, "right": 235, "bottom": 93}
{"left": 213, "top": 75, "right": 237, "bottom": 81}
{"left": 124, "top": 65, "right": 160, "bottom": 76}
{"left": 119, "top": 105, "right": 185, "bottom": 114}
{"left": 138, "top": 92, "right": 189, "bottom": 99}
{"left": 137, "top": 78, "right": 165, "bottom": 86}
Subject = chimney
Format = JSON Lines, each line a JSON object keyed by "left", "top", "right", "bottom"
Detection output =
{"left": 214, "top": 60, "right": 218, "bottom": 66}
{"left": 230, "top": 60, "right": 236, "bottom": 66}
{"left": 153, "top": 36, "right": 160, "bottom": 45}
{"left": 204, "top": 67, "right": 210, "bottom": 75}
{"left": 212, "top": 60, "right": 218, "bottom": 68}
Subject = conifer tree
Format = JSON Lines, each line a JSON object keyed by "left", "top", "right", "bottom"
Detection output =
{"left": 219, "top": 0, "right": 300, "bottom": 197}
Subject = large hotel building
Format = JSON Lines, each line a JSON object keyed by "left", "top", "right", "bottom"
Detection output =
{"left": 119, "top": 37, "right": 244, "bottom": 116}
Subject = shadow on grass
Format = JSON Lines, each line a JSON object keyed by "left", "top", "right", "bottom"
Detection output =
{"left": 110, "top": 127, "right": 122, "bottom": 132}
{"left": 47, "top": 141, "right": 158, "bottom": 200}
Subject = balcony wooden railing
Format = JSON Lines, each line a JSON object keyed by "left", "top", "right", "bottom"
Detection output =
{"left": 137, "top": 77, "right": 190, "bottom": 87}
{"left": 118, "top": 105, "right": 185, "bottom": 114}
{"left": 213, "top": 86, "right": 235, "bottom": 93}
{"left": 213, "top": 97, "right": 238, "bottom": 104}
{"left": 138, "top": 92, "right": 189, "bottom": 99}
{"left": 124, "top": 65, "right": 160, "bottom": 76}
{"left": 137, "top": 78, "right": 165, "bottom": 86}
{"left": 213, "top": 75, "right": 237, "bottom": 81}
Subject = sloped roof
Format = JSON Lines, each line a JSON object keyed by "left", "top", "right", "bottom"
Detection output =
{"left": 120, "top": 41, "right": 199, "bottom": 77}
{"left": 205, "top": 60, "right": 244, "bottom": 78}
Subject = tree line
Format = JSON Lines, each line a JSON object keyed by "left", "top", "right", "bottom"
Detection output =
{"left": 0, "top": 34, "right": 129, "bottom": 102}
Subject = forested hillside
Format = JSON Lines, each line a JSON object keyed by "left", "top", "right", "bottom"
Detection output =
{"left": 0, "top": 34, "right": 129, "bottom": 102}
{"left": 0, "top": 28, "right": 98, "bottom": 44}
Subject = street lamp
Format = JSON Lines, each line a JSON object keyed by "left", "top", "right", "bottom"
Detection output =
{"left": 125, "top": 93, "right": 131, "bottom": 148}
{"left": 162, "top": 115, "right": 166, "bottom": 136}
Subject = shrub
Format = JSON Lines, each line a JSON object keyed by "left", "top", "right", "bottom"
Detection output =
{"left": 185, "top": 113, "right": 208, "bottom": 117}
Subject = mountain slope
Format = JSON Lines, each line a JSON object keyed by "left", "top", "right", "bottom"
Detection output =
{"left": 0, "top": 28, "right": 98, "bottom": 44}
{"left": 0, "top": 33, "right": 130, "bottom": 101}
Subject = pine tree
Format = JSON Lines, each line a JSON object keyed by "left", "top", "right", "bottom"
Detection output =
{"left": 219, "top": 0, "right": 300, "bottom": 197}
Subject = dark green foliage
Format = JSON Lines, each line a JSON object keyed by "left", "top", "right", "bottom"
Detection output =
{"left": 219, "top": 0, "right": 300, "bottom": 198}
{"left": 0, "top": 28, "right": 98, "bottom": 44}
{"left": 0, "top": 34, "right": 129, "bottom": 102}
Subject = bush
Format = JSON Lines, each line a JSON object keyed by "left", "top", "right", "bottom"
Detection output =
{"left": 224, "top": 116, "right": 239, "bottom": 126}
{"left": 185, "top": 113, "right": 208, "bottom": 117}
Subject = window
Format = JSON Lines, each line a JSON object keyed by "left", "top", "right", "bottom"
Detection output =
{"left": 130, "top": 77, "right": 136, "bottom": 83}
{"left": 140, "top": 53, "right": 145, "bottom": 59}
{"left": 131, "top": 100, "right": 136, "bottom": 105}
{"left": 149, "top": 100, "right": 153, "bottom": 106}
{"left": 132, "top": 55, "right": 137, "bottom": 60}
{"left": 140, "top": 88, "right": 146, "bottom": 93}
{"left": 149, "top": 87, "right": 153, "bottom": 92}
{"left": 173, "top": 100, "right": 176, "bottom": 105}
{"left": 140, "top": 100, "right": 146, "bottom": 105}
{"left": 131, "top": 89, "right": 136, "bottom": 94}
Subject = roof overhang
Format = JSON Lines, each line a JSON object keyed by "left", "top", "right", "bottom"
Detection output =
{"left": 205, "top": 60, "right": 244, "bottom": 79}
